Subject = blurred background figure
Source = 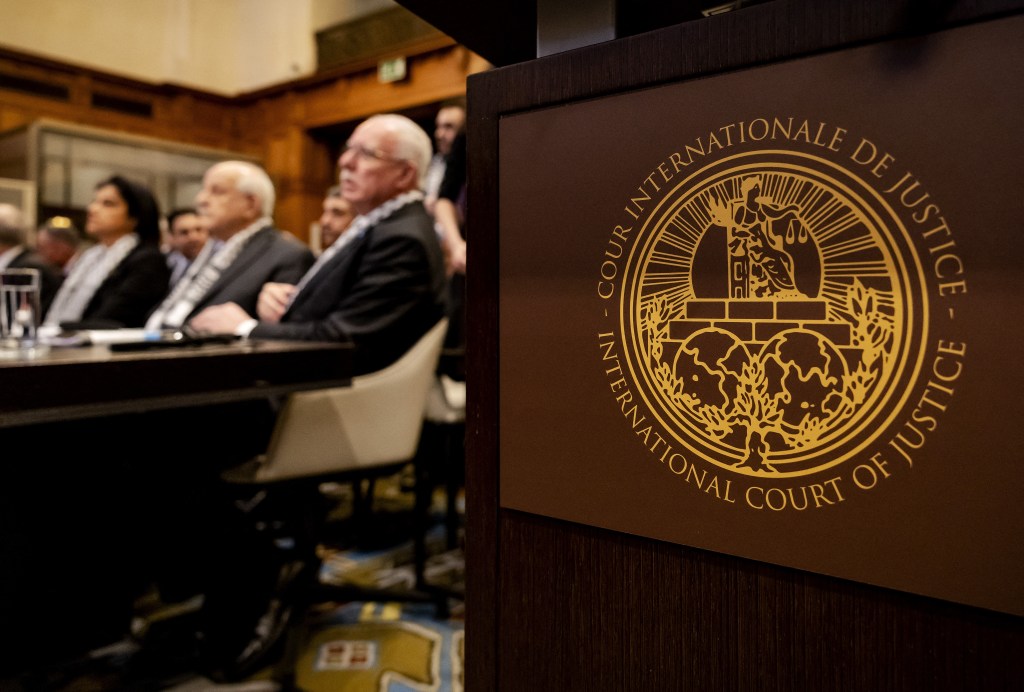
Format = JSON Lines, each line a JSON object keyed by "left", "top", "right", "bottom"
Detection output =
{"left": 165, "top": 207, "right": 214, "bottom": 288}
{"left": 0, "top": 203, "right": 64, "bottom": 314}
{"left": 36, "top": 215, "right": 84, "bottom": 276}
{"left": 434, "top": 129, "right": 467, "bottom": 276}
{"left": 317, "top": 185, "right": 355, "bottom": 253}
{"left": 432, "top": 128, "right": 467, "bottom": 381}
{"left": 44, "top": 175, "right": 170, "bottom": 329}
{"left": 423, "top": 99, "right": 466, "bottom": 215}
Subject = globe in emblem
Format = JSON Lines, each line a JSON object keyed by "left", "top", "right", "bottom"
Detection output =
{"left": 759, "top": 329, "right": 848, "bottom": 441}
{"left": 672, "top": 328, "right": 749, "bottom": 411}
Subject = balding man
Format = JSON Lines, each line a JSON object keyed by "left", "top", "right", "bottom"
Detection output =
{"left": 0, "top": 204, "right": 64, "bottom": 314}
{"left": 145, "top": 161, "right": 314, "bottom": 331}
{"left": 36, "top": 216, "right": 83, "bottom": 276}
{"left": 192, "top": 114, "right": 446, "bottom": 375}
{"left": 170, "top": 116, "right": 446, "bottom": 679}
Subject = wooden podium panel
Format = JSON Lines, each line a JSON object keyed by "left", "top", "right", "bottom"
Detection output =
{"left": 466, "top": 0, "right": 1024, "bottom": 689}
{"left": 498, "top": 15, "right": 1023, "bottom": 617}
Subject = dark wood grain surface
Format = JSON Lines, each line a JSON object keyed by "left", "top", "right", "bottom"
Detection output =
{"left": 466, "top": 0, "right": 1024, "bottom": 689}
{"left": 0, "top": 339, "right": 351, "bottom": 427}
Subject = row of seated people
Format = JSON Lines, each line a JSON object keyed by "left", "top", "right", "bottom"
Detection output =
{"left": 3, "top": 113, "right": 450, "bottom": 379}
{"left": 5, "top": 113, "right": 457, "bottom": 682}
{"left": 0, "top": 178, "right": 356, "bottom": 319}
{"left": 0, "top": 101, "right": 468, "bottom": 368}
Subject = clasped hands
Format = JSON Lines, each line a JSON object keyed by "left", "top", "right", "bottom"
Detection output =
{"left": 188, "top": 282, "right": 296, "bottom": 334}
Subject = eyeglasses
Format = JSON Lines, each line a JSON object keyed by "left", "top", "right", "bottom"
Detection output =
{"left": 341, "top": 142, "right": 407, "bottom": 164}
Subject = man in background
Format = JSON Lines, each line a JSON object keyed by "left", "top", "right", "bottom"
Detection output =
{"left": 423, "top": 99, "right": 466, "bottom": 214}
{"left": 317, "top": 185, "right": 355, "bottom": 252}
{"left": 0, "top": 203, "right": 64, "bottom": 314}
{"left": 35, "top": 215, "right": 83, "bottom": 276}
{"left": 421, "top": 99, "right": 468, "bottom": 368}
{"left": 164, "top": 207, "right": 214, "bottom": 288}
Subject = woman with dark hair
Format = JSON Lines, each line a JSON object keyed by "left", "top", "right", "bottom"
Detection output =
{"left": 44, "top": 175, "right": 171, "bottom": 328}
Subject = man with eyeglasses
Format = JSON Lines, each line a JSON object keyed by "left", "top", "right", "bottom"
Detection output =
{"left": 191, "top": 113, "right": 446, "bottom": 375}
{"left": 178, "top": 113, "right": 447, "bottom": 680}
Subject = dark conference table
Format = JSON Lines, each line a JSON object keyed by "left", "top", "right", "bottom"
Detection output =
{"left": 0, "top": 338, "right": 352, "bottom": 427}
{"left": 0, "top": 338, "right": 352, "bottom": 671}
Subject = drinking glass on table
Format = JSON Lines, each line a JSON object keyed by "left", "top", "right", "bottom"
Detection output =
{"left": 0, "top": 268, "right": 45, "bottom": 353}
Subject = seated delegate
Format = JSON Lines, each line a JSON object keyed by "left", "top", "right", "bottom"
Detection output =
{"left": 43, "top": 175, "right": 170, "bottom": 329}
{"left": 160, "top": 114, "right": 447, "bottom": 679}
{"left": 144, "top": 160, "right": 314, "bottom": 331}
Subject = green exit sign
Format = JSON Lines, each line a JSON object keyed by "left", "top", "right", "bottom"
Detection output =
{"left": 378, "top": 57, "right": 407, "bottom": 83}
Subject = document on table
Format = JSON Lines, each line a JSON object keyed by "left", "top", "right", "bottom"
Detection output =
{"left": 38, "top": 326, "right": 178, "bottom": 347}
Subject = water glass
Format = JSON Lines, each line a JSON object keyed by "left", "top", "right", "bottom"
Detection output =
{"left": 0, "top": 268, "right": 43, "bottom": 351}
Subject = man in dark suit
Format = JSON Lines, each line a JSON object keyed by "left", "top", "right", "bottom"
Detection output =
{"left": 178, "top": 115, "right": 445, "bottom": 679}
{"left": 0, "top": 203, "right": 64, "bottom": 314}
{"left": 191, "top": 114, "right": 446, "bottom": 375}
{"left": 145, "top": 161, "right": 314, "bottom": 330}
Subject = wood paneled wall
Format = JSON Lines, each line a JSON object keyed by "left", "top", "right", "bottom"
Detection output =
{"left": 0, "top": 39, "right": 486, "bottom": 240}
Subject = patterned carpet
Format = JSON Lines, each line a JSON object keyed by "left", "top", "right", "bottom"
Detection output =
{"left": 285, "top": 600, "right": 463, "bottom": 692}
{"left": 280, "top": 531, "right": 465, "bottom": 692}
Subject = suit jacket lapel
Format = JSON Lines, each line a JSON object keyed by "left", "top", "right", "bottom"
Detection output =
{"left": 195, "top": 226, "right": 272, "bottom": 308}
{"left": 290, "top": 225, "right": 372, "bottom": 313}
{"left": 9, "top": 248, "right": 29, "bottom": 268}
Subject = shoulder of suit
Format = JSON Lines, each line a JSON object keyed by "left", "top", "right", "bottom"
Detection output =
{"left": 267, "top": 225, "right": 315, "bottom": 258}
{"left": 372, "top": 202, "right": 434, "bottom": 237}
{"left": 128, "top": 243, "right": 167, "bottom": 260}
{"left": 13, "top": 249, "right": 56, "bottom": 272}
{"left": 255, "top": 225, "right": 297, "bottom": 248}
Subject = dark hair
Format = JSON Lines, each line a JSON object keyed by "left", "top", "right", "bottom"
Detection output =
{"left": 97, "top": 175, "right": 161, "bottom": 244}
{"left": 167, "top": 207, "right": 197, "bottom": 229}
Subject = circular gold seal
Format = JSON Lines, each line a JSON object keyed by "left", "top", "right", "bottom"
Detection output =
{"left": 618, "top": 151, "right": 928, "bottom": 477}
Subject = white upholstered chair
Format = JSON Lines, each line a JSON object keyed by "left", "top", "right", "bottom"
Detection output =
{"left": 209, "top": 319, "right": 452, "bottom": 682}
{"left": 235, "top": 317, "right": 449, "bottom": 484}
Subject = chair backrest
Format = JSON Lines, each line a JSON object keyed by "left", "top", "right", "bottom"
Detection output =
{"left": 253, "top": 318, "right": 449, "bottom": 482}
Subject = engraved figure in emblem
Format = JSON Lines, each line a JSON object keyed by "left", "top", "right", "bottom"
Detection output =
{"left": 712, "top": 176, "right": 809, "bottom": 299}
